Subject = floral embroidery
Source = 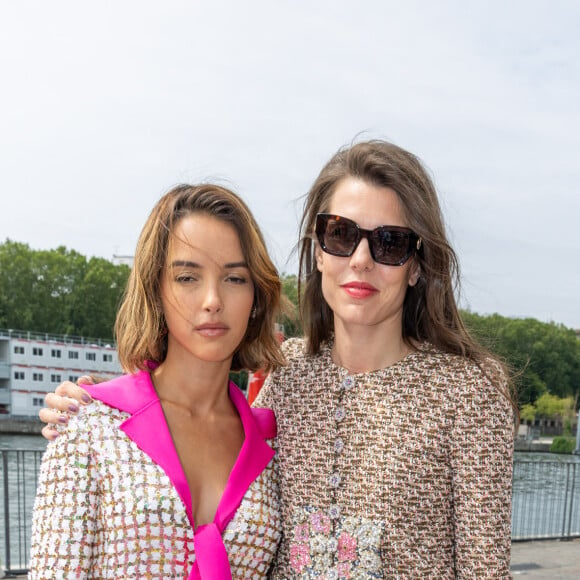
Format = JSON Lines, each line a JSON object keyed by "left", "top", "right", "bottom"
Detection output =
{"left": 288, "top": 507, "right": 383, "bottom": 577}
{"left": 337, "top": 562, "right": 352, "bottom": 578}
{"left": 311, "top": 511, "right": 331, "bottom": 534}
{"left": 295, "top": 523, "right": 309, "bottom": 543}
{"left": 337, "top": 532, "right": 356, "bottom": 562}
{"left": 289, "top": 543, "right": 311, "bottom": 573}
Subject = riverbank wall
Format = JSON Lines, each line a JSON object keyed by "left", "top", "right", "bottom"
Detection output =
{"left": 0, "top": 418, "right": 43, "bottom": 434}
{"left": 514, "top": 439, "right": 552, "bottom": 452}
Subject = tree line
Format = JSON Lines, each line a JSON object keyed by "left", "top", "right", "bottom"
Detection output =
{"left": 462, "top": 311, "right": 580, "bottom": 410}
{"left": 1, "top": 240, "right": 578, "bottom": 410}
{"left": 0, "top": 240, "right": 130, "bottom": 341}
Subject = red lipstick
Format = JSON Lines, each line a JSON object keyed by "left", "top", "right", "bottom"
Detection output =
{"left": 341, "top": 281, "right": 378, "bottom": 299}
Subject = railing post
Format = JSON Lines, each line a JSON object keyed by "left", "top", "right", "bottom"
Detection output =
{"left": 566, "top": 463, "right": 577, "bottom": 538}
{"left": 560, "top": 463, "right": 571, "bottom": 539}
{"left": 2, "top": 452, "right": 10, "bottom": 571}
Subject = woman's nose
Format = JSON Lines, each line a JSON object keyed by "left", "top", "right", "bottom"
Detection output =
{"left": 349, "top": 238, "right": 375, "bottom": 271}
{"left": 202, "top": 283, "right": 223, "bottom": 312}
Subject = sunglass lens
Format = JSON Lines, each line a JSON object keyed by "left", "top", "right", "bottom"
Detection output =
{"left": 371, "top": 229, "right": 410, "bottom": 264}
{"left": 323, "top": 218, "right": 358, "bottom": 256}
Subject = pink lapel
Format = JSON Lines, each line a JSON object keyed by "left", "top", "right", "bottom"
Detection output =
{"left": 85, "top": 372, "right": 277, "bottom": 580}
{"left": 85, "top": 372, "right": 193, "bottom": 520}
{"left": 212, "top": 384, "right": 276, "bottom": 529}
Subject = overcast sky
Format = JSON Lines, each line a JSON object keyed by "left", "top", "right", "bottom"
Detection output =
{"left": 1, "top": 0, "right": 578, "bottom": 328}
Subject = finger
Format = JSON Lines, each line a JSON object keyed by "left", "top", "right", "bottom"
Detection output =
{"left": 41, "top": 424, "right": 60, "bottom": 441}
{"left": 54, "top": 382, "right": 93, "bottom": 405}
{"left": 39, "top": 407, "right": 70, "bottom": 424}
{"left": 77, "top": 375, "right": 96, "bottom": 386}
{"left": 44, "top": 393, "right": 81, "bottom": 414}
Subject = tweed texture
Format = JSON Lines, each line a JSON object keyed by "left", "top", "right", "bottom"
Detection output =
{"left": 254, "top": 338, "right": 514, "bottom": 579}
{"left": 29, "top": 400, "right": 280, "bottom": 579}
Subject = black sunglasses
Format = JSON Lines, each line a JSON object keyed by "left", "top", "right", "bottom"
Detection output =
{"left": 315, "top": 213, "right": 422, "bottom": 266}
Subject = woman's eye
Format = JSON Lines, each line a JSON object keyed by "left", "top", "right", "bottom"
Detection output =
{"left": 176, "top": 274, "right": 197, "bottom": 283}
{"left": 226, "top": 275, "right": 248, "bottom": 285}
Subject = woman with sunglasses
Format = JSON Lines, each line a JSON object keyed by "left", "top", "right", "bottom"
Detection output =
{"left": 255, "top": 140, "right": 515, "bottom": 578}
{"left": 39, "top": 140, "right": 515, "bottom": 578}
{"left": 29, "top": 184, "right": 284, "bottom": 578}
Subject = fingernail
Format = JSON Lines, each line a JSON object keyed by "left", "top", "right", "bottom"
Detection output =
{"left": 68, "top": 404, "right": 79, "bottom": 413}
{"left": 51, "top": 432, "right": 60, "bottom": 440}
{"left": 58, "top": 416, "right": 68, "bottom": 424}
{"left": 81, "top": 394, "right": 92, "bottom": 404}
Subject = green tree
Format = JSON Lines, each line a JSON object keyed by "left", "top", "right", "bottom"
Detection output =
{"left": 0, "top": 239, "right": 129, "bottom": 340}
{"left": 519, "top": 403, "right": 536, "bottom": 423}
{"left": 534, "top": 393, "right": 571, "bottom": 419}
{"left": 69, "top": 257, "right": 130, "bottom": 340}
{"left": 30, "top": 246, "right": 88, "bottom": 335}
{"left": 279, "top": 273, "right": 302, "bottom": 338}
{"left": 0, "top": 240, "right": 37, "bottom": 329}
{"left": 550, "top": 436, "right": 576, "bottom": 454}
{"left": 463, "top": 311, "right": 580, "bottom": 408}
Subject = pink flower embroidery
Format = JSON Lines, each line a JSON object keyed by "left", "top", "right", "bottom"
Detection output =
{"left": 338, "top": 562, "right": 352, "bottom": 578}
{"left": 295, "top": 523, "right": 309, "bottom": 543}
{"left": 289, "top": 543, "right": 310, "bottom": 573}
{"left": 337, "top": 532, "right": 357, "bottom": 562}
{"left": 310, "top": 511, "right": 331, "bottom": 533}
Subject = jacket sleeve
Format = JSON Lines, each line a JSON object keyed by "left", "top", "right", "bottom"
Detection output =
{"left": 28, "top": 408, "right": 99, "bottom": 578}
{"left": 450, "top": 365, "right": 515, "bottom": 579}
{"left": 253, "top": 337, "right": 304, "bottom": 413}
{"left": 252, "top": 372, "right": 277, "bottom": 412}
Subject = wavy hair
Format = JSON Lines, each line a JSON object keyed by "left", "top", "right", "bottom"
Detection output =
{"left": 299, "top": 140, "right": 515, "bottom": 407}
{"left": 115, "top": 184, "right": 285, "bottom": 373}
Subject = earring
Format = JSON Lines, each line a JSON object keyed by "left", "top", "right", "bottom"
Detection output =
{"left": 251, "top": 307, "right": 257, "bottom": 319}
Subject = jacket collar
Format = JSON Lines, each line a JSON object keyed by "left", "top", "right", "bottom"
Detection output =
{"left": 85, "top": 371, "right": 276, "bottom": 530}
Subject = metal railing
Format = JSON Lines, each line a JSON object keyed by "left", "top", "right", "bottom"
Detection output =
{"left": 0, "top": 452, "right": 578, "bottom": 574}
{"left": 512, "top": 459, "right": 580, "bottom": 540}
{"left": 0, "top": 449, "right": 44, "bottom": 574}
{"left": 0, "top": 328, "right": 114, "bottom": 348}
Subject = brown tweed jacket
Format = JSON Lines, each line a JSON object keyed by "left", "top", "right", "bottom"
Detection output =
{"left": 254, "top": 338, "right": 514, "bottom": 579}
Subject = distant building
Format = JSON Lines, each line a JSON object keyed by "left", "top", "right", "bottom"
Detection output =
{"left": 0, "top": 329, "right": 121, "bottom": 417}
{"left": 112, "top": 254, "right": 134, "bottom": 267}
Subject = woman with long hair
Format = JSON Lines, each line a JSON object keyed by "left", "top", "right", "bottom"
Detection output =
{"left": 254, "top": 140, "right": 515, "bottom": 578}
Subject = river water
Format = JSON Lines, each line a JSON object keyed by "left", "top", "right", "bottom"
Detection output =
{"left": 0, "top": 434, "right": 48, "bottom": 451}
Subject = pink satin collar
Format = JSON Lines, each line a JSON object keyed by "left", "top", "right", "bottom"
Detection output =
{"left": 86, "top": 371, "right": 276, "bottom": 579}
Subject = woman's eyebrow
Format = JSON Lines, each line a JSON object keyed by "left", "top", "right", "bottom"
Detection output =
{"left": 170, "top": 260, "right": 200, "bottom": 268}
{"left": 170, "top": 260, "right": 248, "bottom": 269}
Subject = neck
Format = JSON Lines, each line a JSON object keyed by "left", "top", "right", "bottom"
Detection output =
{"left": 151, "top": 351, "right": 233, "bottom": 417}
{"left": 332, "top": 319, "right": 414, "bottom": 373}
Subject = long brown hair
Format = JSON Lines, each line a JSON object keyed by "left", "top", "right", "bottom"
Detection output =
{"left": 115, "top": 183, "right": 285, "bottom": 373}
{"left": 299, "top": 140, "right": 515, "bottom": 405}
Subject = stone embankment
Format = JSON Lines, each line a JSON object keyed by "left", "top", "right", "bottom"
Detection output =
{"left": 0, "top": 417, "right": 43, "bottom": 434}
{"left": 514, "top": 438, "right": 552, "bottom": 452}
